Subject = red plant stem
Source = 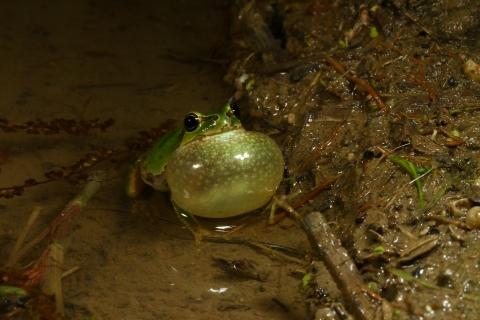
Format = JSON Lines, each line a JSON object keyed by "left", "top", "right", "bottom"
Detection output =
{"left": 324, "top": 54, "right": 387, "bottom": 111}
{"left": 11, "top": 173, "right": 104, "bottom": 283}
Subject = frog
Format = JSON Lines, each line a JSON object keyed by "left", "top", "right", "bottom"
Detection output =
{"left": 126, "top": 102, "right": 284, "bottom": 237}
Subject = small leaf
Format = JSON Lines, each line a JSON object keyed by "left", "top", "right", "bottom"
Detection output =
{"left": 245, "top": 79, "right": 255, "bottom": 91}
{"left": 302, "top": 273, "right": 313, "bottom": 289}
{"left": 388, "top": 268, "right": 437, "bottom": 289}
{"left": 0, "top": 285, "right": 28, "bottom": 297}
{"left": 389, "top": 155, "right": 431, "bottom": 208}
{"left": 373, "top": 246, "right": 385, "bottom": 254}
{"left": 368, "top": 281, "right": 379, "bottom": 293}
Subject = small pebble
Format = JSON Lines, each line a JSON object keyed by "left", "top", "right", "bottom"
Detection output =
{"left": 466, "top": 206, "right": 480, "bottom": 229}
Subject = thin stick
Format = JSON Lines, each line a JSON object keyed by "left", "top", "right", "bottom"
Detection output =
{"left": 61, "top": 265, "right": 80, "bottom": 279}
{"left": 303, "top": 211, "right": 376, "bottom": 320}
{"left": 6, "top": 206, "right": 42, "bottom": 267}
{"left": 426, "top": 214, "right": 470, "bottom": 230}
{"left": 271, "top": 198, "right": 376, "bottom": 319}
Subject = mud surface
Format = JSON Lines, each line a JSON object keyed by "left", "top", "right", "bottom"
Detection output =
{"left": 226, "top": 0, "right": 480, "bottom": 319}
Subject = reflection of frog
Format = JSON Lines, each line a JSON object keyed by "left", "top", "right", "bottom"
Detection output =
{"left": 127, "top": 102, "right": 284, "bottom": 236}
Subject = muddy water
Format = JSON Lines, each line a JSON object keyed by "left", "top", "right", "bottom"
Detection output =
{"left": 0, "top": 1, "right": 307, "bottom": 319}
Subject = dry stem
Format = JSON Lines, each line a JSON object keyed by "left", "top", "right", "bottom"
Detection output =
{"left": 6, "top": 206, "right": 42, "bottom": 267}
{"left": 302, "top": 211, "right": 377, "bottom": 320}
{"left": 11, "top": 172, "right": 104, "bottom": 265}
{"left": 41, "top": 242, "right": 65, "bottom": 316}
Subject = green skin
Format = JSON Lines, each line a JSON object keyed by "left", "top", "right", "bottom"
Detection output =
{"left": 127, "top": 103, "right": 284, "bottom": 219}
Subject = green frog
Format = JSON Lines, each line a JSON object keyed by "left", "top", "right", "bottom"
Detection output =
{"left": 127, "top": 102, "right": 284, "bottom": 236}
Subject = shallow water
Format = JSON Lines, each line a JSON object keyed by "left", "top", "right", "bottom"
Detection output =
{"left": 0, "top": 1, "right": 307, "bottom": 319}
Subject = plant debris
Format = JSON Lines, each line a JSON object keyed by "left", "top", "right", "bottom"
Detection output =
{"left": 212, "top": 257, "right": 268, "bottom": 282}
{"left": 0, "top": 118, "right": 114, "bottom": 135}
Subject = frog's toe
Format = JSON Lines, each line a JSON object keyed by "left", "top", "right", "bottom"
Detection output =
{"left": 126, "top": 165, "right": 145, "bottom": 198}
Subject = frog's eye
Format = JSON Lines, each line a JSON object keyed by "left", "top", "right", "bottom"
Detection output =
{"left": 229, "top": 102, "right": 241, "bottom": 118}
{"left": 184, "top": 113, "right": 200, "bottom": 132}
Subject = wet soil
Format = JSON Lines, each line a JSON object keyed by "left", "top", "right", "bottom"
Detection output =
{"left": 227, "top": 0, "right": 480, "bottom": 319}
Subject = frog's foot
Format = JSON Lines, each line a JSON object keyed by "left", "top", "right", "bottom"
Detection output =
{"left": 173, "top": 203, "right": 218, "bottom": 244}
{"left": 126, "top": 162, "right": 145, "bottom": 198}
{"left": 267, "top": 194, "right": 303, "bottom": 225}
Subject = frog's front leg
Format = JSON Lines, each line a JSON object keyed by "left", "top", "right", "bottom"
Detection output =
{"left": 172, "top": 201, "right": 218, "bottom": 244}
{"left": 126, "top": 160, "right": 145, "bottom": 198}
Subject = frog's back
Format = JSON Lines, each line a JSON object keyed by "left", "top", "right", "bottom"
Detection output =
{"left": 166, "top": 129, "right": 284, "bottom": 218}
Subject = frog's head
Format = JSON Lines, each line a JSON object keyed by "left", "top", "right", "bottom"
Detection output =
{"left": 181, "top": 102, "right": 243, "bottom": 145}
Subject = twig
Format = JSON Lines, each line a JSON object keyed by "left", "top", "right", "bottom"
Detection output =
{"left": 425, "top": 214, "right": 470, "bottom": 230}
{"left": 401, "top": 11, "right": 433, "bottom": 36}
{"left": 6, "top": 207, "right": 42, "bottom": 267}
{"left": 323, "top": 54, "right": 386, "bottom": 111}
{"left": 302, "top": 211, "right": 376, "bottom": 320}
{"left": 61, "top": 265, "right": 80, "bottom": 279}
{"left": 410, "top": 57, "right": 437, "bottom": 101}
